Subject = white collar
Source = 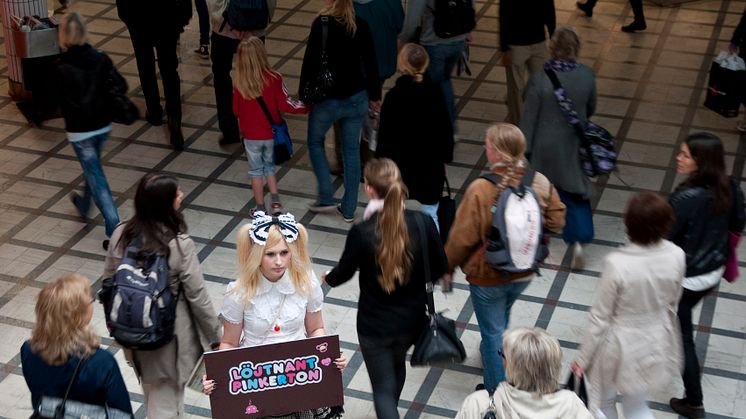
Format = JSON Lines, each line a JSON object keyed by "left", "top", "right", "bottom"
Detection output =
{"left": 255, "top": 270, "right": 296, "bottom": 296}
{"left": 363, "top": 199, "right": 385, "bottom": 220}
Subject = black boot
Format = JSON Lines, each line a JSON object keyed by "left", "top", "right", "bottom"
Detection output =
{"left": 168, "top": 118, "right": 184, "bottom": 151}
{"left": 145, "top": 108, "right": 163, "bottom": 126}
{"left": 576, "top": 1, "right": 593, "bottom": 17}
{"left": 669, "top": 398, "right": 705, "bottom": 419}
{"left": 622, "top": 20, "right": 647, "bottom": 33}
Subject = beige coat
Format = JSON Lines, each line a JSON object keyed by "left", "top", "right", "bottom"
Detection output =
{"left": 104, "top": 225, "right": 221, "bottom": 387}
{"left": 577, "top": 240, "right": 685, "bottom": 412}
{"left": 456, "top": 384, "right": 593, "bottom": 419}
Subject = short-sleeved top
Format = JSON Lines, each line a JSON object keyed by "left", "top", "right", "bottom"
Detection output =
{"left": 220, "top": 271, "right": 324, "bottom": 347}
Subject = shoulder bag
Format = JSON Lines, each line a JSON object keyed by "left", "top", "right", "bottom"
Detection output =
{"left": 301, "top": 16, "right": 334, "bottom": 104}
{"left": 437, "top": 177, "right": 456, "bottom": 242}
{"left": 544, "top": 68, "right": 616, "bottom": 177}
{"left": 257, "top": 96, "right": 293, "bottom": 165}
{"left": 31, "top": 357, "right": 132, "bottom": 419}
{"left": 410, "top": 214, "right": 466, "bottom": 367}
{"left": 99, "top": 51, "right": 138, "bottom": 126}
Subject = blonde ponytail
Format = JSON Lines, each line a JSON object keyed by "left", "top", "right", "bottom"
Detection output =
{"left": 397, "top": 43, "right": 430, "bottom": 83}
{"left": 364, "top": 159, "right": 412, "bottom": 293}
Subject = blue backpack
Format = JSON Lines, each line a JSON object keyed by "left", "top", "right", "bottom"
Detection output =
{"left": 101, "top": 238, "right": 177, "bottom": 351}
{"left": 219, "top": 0, "right": 269, "bottom": 32}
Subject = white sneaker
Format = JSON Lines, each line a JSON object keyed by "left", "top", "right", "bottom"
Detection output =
{"left": 737, "top": 120, "right": 746, "bottom": 133}
{"left": 571, "top": 243, "right": 585, "bottom": 270}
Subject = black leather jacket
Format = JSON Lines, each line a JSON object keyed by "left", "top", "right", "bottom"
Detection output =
{"left": 55, "top": 45, "right": 113, "bottom": 133}
{"left": 669, "top": 180, "right": 746, "bottom": 277}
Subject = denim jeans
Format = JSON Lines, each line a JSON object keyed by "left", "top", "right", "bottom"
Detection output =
{"left": 419, "top": 202, "right": 439, "bottom": 233}
{"left": 307, "top": 90, "right": 368, "bottom": 219}
{"left": 194, "top": 0, "right": 210, "bottom": 46}
{"left": 469, "top": 279, "right": 531, "bottom": 391}
{"left": 677, "top": 286, "right": 714, "bottom": 406}
{"left": 359, "top": 333, "right": 417, "bottom": 419}
{"left": 70, "top": 133, "right": 120, "bottom": 237}
{"left": 425, "top": 41, "right": 465, "bottom": 127}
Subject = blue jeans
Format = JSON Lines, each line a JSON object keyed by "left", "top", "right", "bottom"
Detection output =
{"left": 194, "top": 0, "right": 210, "bottom": 46}
{"left": 70, "top": 133, "right": 120, "bottom": 237}
{"left": 307, "top": 90, "right": 368, "bottom": 219}
{"left": 425, "top": 41, "right": 465, "bottom": 127}
{"left": 469, "top": 279, "right": 531, "bottom": 391}
{"left": 419, "top": 202, "right": 439, "bottom": 233}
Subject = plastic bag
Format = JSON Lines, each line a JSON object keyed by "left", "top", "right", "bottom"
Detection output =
{"left": 714, "top": 51, "right": 746, "bottom": 71}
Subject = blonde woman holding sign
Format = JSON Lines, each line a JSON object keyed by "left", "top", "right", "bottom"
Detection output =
{"left": 202, "top": 212, "right": 345, "bottom": 418}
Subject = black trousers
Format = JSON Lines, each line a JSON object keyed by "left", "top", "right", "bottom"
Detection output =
{"left": 128, "top": 27, "right": 182, "bottom": 122}
{"left": 210, "top": 32, "right": 241, "bottom": 141}
{"left": 677, "top": 286, "right": 714, "bottom": 406}
{"left": 358, "top": 334, "right": 416, "bottom": 419}
{"left": 585, "top": 0, "right": 645, "bottom": 22}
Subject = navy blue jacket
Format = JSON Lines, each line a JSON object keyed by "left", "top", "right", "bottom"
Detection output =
{"left": 21, "top": 341, "right": 133, "bottom": 415}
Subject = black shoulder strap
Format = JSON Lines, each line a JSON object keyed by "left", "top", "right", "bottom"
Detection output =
{"left": 544, "top": 68, "right": 562, "bottom": 91}
{"left": 256, "top": 96, "right": 275, "bottom": 126}
{"left": 520, "top": 167, "right": 536, "bottom": 187}
{"left": 321, "top": 16, "right": 329, "bottom": 55}
{"left": 480, "top": 173, "right": 502, "bottom": 185}
{"left": 414, "top": 213, "right": 436, "bottom": 317}
{"left": 58, "top": 357, "right": 85, "bottom": 413}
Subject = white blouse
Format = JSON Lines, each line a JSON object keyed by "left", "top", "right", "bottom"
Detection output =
{"left": 219, "top": 270, "right": 324, "bottom": 347}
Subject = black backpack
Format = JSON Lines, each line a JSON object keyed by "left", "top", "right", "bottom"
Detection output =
{"left": 220, "top": 0, "right": 270, "bottom": 32}
{"left": 433, "top": 0, "right": 476, "bottom": 39}
{"left": 100, "top": 238, "right": 178, "bottom": 351}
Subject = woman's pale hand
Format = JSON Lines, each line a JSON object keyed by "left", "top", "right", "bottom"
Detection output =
{"left": 334, "top": 352, "right": 347, "bottom": 372}
{"left": 202, "top": 374, "right": 216, "bottom": 395}
{"left": 570, "top": 360, "right": 584, "bottom": 377}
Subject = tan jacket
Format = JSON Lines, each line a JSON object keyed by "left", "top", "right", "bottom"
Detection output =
{"left": 577, "top": 240, "right": 685, "bottom": 413}
{"left": 456, "top": 384, "right": 593, "bottom": 419}
{"left": 444, "top": 166, "right": 566, "bottom": 286}
{"left": 104, "top": 225, "right": 221, "bottom": 387}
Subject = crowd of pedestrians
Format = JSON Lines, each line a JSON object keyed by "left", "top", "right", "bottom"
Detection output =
{"left": 18, "top": 0, "right": 746, "bottom": 419}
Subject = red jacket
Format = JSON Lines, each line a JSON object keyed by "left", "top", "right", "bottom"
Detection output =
{"left": 233, "top": 71, "right": 308, "bottom": 140}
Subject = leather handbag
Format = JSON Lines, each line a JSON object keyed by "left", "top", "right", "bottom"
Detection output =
{"left": 31, "top": 357, "right": 132, "bottom": 419}
{"left": 105, "top": 63, "right": 139, "bottom": 126}
{"left": 437, "top": 177, "right": 456, "bottom": 242}
{"left": 301, "top": 16, "right": 334, "bottom": 104}
{"left": 410, "top": 214, "right": 466, "bottom": 367}
{"left": 257, "top": 96, "right": 293, "bottom": 165}
{"left": 565, "top": 373, "right": 589, "bottom": 407}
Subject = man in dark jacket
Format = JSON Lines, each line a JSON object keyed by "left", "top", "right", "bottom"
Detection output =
{"left": 116, "top": 0, "right": 191, "bottom": 150}
{"left": 499, "top": 0, "right": 555, "bottom": 124}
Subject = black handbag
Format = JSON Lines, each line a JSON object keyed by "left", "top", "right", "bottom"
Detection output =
{"left": 565, "top": 373, "right": 589, "bottom": 407}
{"left": 437, "top": 177, "right": 456, "bottom": 242}
{"left": 301, "top": 16, "right": 334, "bottom": 104}
{"left": 31, "top": 357, "right": 132, "bottom": 419}
{"left": 410, "top": 214, "right": 466, "bottom": 367}
{"left": 106, "top": 64, "right": 139, "bottom": 126}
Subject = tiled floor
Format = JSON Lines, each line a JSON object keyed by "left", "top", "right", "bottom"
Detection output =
{"left": 0, "top": 0, "right": 745, "bottom": 418}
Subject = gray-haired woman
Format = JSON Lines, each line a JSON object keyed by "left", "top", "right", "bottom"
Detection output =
{"left": 520, "top": 26, "right": 597, "bottom": 270}
{"left": 456, "top": 327, "right": 592, "bottom": 419}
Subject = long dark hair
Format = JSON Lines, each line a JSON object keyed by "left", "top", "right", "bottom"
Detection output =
{"left": 676, "top": 132, "right": 731, "bottom": 214}
{"left": 119, "top": 173, "right": 187, "bottom": 255}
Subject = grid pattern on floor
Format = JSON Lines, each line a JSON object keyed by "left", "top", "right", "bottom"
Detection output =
{"left": 0, "top": 0, "right": 746, "bottom": 418}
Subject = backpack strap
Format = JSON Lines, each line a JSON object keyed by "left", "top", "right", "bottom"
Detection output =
{"left": 219, "top": 18, "right": 227, "bottom": 33}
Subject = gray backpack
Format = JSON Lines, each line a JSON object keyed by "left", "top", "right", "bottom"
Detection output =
{"left": 481, "top": 168, "right": 548, "bottom": 274}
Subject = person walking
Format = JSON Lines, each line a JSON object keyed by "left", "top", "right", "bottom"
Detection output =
{"left": 500, "top": 0, "right": 555, "bottom": 124}
{"left": 520, "top": 27, "right": 596, "bottom": 270}
{"left": 300, "top": 0, "right": 381, "bottom": 223}
{"left": 456, "top": 328, "right": 592, "bottom": 419}
{"left": 116, "top": 0, "right": 191, "bottom": 149}
{"left": 667, "top": 132, "right": 746, "bottom": 419}
{"left": 375, "top": 43, "right": 453, "bottom": 229}
{"left": 354, "top": 0, "right": 404, "bottom": 83}
{"left": 577, "top": 0, "right": 647, "bottom": 33}
{"left": 444, "top": 123, "right": 566, "bottom": 393}
{"left": 193, "top": 0, "right": 211, "bottom": 59}
{"left": 729, "top": 7, "right": 746, "bottom": 132}
{"left": 104, "top": 173, "right": 221, "bottom": 418}
{"left": 233, "top": 37, "right": 307, "bottom": 215}
{"left": 571, "top": 192, "right": 685, "bottom": 419}
{"left": 22, "top": 274, "right": 133, "bottom": 417}
{"left": 209, "top": 0, "right": 276, "bottom": 145}
{"left": 55, "top": 12, "right": 121, "bottom": 246}
{"left": 202, "top": 211, "right": 345, "bottom": 418}
{"left": 324, "top": 158, "right": 447, "bottom": 419}
{"left": 399, "top": 0, "right": 470, "bottom": 129}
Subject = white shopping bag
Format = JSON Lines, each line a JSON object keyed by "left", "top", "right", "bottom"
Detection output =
{"left": 714, "top": 51, "right": 746, "bottom": 71}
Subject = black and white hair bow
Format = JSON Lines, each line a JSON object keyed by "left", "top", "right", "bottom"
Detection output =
{"left": 249, "top": 211, "right": 300, "bottom": 245}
